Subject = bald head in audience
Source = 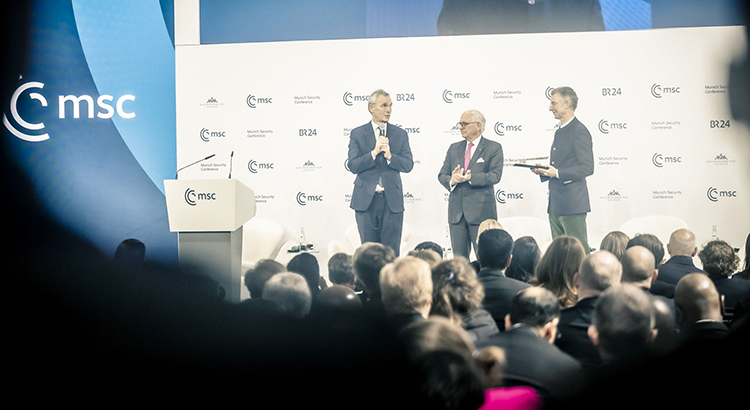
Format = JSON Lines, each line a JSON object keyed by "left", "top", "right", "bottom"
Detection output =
{"left": 674, "top": 273, "right": 724, "bottom": 330}
{"left": 575, "top": 250, "right": 623, "bottom": 299}
{"left": 667, "top": 228, "right": 698, "bottom": 258}
{"left": 588, "top": 284, "right": 657, "bottom": 363}
{"left": 620, "top": 246, "right": 658, "bottom": 289}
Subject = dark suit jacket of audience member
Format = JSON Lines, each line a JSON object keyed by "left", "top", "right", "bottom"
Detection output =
{"left": 554, "top": 296, "right": 603, "bottom": 368}
{"left": 459, "top": 308, "right": 500, "bottom": 342}
{"left": 650, "top": 280, "right": 676, "bottom": 299}
{"left": 658, "top": 255, "right": 703, "bottom": 286}
{"left": 709, "top": 274, "right": 750, "bottom": 314}
{"left": 476, "top": 325, "right": 583, "bottom": 397}
{"left": 681, "top": 320, "right": 730, "bottom": 342}
{"left": 643, "top": 287, "right": 676, "bottom": 318}
{"left": 477, "top": 268, "right": 531, "bottom": 330}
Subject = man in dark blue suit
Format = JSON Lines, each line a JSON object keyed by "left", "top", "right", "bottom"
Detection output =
{"left": 348, "top": 89, "right": 413, "bottom": 256}
{"left": 659, "top": 228, "right": 704, "bottom": 285}
{"left": 533, "top": 86, "right": 594, "bottom": 254}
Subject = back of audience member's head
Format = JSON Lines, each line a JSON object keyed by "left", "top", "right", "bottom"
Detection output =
{"left": 287, "top": 252, "right": 321, "bottom": 297}
{"left": 353, "top": 242, "right": 396, "bottom": 293}
{"left": 413, "top": 241, "right": 444, "bottom": 258}
{"left": 430, "top": 257, "right": 484, "bottom": 323}
{"left": 627, "top": 233, "right": 665, "bottom": 268}
{"left": 244, "top": 259, "right": 286, "bottom": 298}
{"left": 620, "top": 245, "right": 657, "bottom": 287}
{"left": 599, "top": 231, "right": 629, "bottom": 260}
{"left": 674, "top": 272, "right": 724, "bottom": 330}
{"left": 506, "top": 287, "right": 561, "bottom": 340}
{"left": 407, "top": 249, "right": 442, "bottom": 268}
{"left": 380, "top": 256, "right": 433, "bottom": 317}
{"left": 478, "top": 218, "right": 504, "bottom": 238}
{"left": 476, "top": 228, "right": 514, "bottom": 270}
{"left": 589, "top": 284, "right": 656, "bottom": 363}
{"left": 309, "top": 284, "right": 363, "bottom": 321}
{"left": 399, "top": 316, "right": 476, "bottom": 361}
{"left": 262, "top": 272, "right": 312, "bottom": 319}
{"left": 399, "top": 316, "right": 486, "bottom": 408}
{"left": 698, "top": 239, "right": 740, "bottom": 278}
{"left": 532, "top": 235, "right": 585, "bottom": 308}
{"left": 327, "top": 252, "right": 355, "bottom": 289}
{"left": 114, "top": 238, "right": 146, "bottom": 268}
{"left": 576, "top": 250, "right": 623, "bottom": 295}
{"left": 506, "top": 236, "right": 541, "bottom": 283}
{"left": 411, "top": 350, "right": 487, "bottom": 410}
{"left": 667, "top": 228, "right": 698, "bottom": 257}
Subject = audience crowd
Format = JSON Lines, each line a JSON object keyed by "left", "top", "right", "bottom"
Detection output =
{"left": 230, "top": 224, "right": 749, "bottom": 409}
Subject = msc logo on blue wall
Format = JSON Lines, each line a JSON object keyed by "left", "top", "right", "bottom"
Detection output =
{"left": 4, "top": 81, "right": 136, "bottom": 142}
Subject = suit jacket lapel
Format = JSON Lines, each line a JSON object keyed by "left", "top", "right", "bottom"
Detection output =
{"left": 468, "top": 137, "right": 485, "bottom": 168}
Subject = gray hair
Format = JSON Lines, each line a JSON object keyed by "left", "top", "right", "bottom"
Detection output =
{"left": 368, "top": 89, "right": 390, "bottom": 111}
{"left": 262, "top": 272, "right": 312, "bottom": 318}
{"left": 465, "top": 109, "right": 486, "bottom": 133}
{"left": 551, "top": 86, "right": 578, "bottom": 111}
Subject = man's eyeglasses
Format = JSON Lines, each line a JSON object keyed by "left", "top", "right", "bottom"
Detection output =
{"left": 457, "top": 121, "right": 478, "bottom": 129}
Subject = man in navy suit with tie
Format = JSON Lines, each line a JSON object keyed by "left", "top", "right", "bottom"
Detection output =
{"left": 438, "top": 109, "right": 504, "bottom": 260}
{"left": 348, "top": 89, "right": 413, "bottom": 256}
{"left": 533, "top": 86, "right": 594, "bottom": 254}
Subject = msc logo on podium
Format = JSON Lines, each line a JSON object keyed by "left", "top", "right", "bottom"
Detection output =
{"left": 184, "top": 188, "right": 217, "bottom": 206}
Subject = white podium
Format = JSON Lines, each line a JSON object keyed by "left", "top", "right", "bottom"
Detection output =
{"left": 164, "top": 179, "right": 256, "bottom": 303}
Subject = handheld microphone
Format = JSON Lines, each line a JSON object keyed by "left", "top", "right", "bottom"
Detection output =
{"left": 175, "top": 153, "right": 215, "bottom": 179}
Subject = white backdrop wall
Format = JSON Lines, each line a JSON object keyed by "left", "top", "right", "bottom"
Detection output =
{"left": 175, "top": 26, "right": 750, "bottom": 269}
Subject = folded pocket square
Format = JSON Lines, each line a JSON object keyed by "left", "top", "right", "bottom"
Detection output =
{"left": 476, "top": 157, "right": 485, "bottom": 163}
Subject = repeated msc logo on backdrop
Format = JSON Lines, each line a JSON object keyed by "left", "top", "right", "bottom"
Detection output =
{"left": 296, "top": 191, "right": 323, "bottom": 206}
{"left": 495, "top": 189, "right": 524, "bottom": 204}
{"left": 652, "top": 152, "right": 682, "bottom": 167}
{"left": 343, "top": 92, "right": 368, "bottom": 106}
{"left": 200, "top": 127, "right": 226, "bottom": 142}
{"left": 184, "top": 187, "right": 217, "bottom": 206}
{"left": 246, "top": 93, "right": 273, "bottom": 108}
{"left": 544, "top": 86, "right": 555, "bottom": 100}
{"left": 393, "top": 123, "right": 421, "bottom": 135}
{"left": 443, "top": 89, "right": 470, "bottom": 104}
{"left": 4, "top": 80, "right": 136, "bottom": 142}
{"left": 494, "top": 121, "right": 523, "bottom": 136}
{"left": 651, "top": 83, "right": 681, "bottom": 98}
{"left": 597, "top": 119, "right": 628, "bottom": 134}
{"left": 706, "top": 186, "right": 737, "bottom": 202}
{"left": 248, "top": 159, "right": 274, "bottom": 173}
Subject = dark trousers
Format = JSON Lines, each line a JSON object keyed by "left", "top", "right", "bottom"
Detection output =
{"left": 449, "top": 215, "right": 480, "bottom": 261}
{"left": 355, "top": 192, "right": 403, "bottom": 256}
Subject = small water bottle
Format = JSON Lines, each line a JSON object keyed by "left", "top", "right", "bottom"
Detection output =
{"left": 711, "top": 225, "right": 718, "bottom": 241}
{"left": 300, "top": 227, "right": 307, "bottom": 251}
